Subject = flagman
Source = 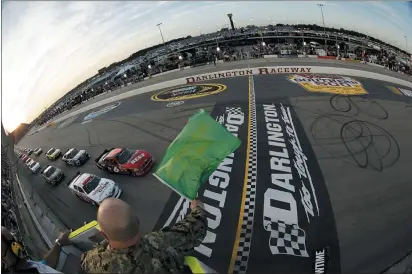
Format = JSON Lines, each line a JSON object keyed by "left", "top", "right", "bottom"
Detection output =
{"left": 80, "top": 198, "right": 207, "bottom": 273}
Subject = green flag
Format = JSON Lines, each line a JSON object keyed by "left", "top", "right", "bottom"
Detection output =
{"left": 153, "top": 109, "right": 241, "bottom": 200}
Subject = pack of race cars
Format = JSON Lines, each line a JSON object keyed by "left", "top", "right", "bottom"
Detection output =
{"left": 15, "top": 146, "right": 154, "bottom": 206}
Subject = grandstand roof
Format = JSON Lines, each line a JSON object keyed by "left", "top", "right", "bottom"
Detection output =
{"left": 89, "top": 73, "right": 114, "bottom": 86}
{"left": 115, "top": 64, "right": 135, "bottom": 77}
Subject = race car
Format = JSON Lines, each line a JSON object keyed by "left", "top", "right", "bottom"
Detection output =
{"left": 68, "top": 172, "right": 122, "bottom": 206}
{"left": 62, "top": 148, "right": 90, "bottom": 166}
{"left": 28, "top": 160, "right": 41, "bottom": 174}
{"left": 33, "top": 148, "right": 43, "bottom": 156}
{"left": 46, "top": 148, "right": 62, "bottom": 160}
{"left": 24, "top": 158, "right": 32, "bottom": 165}
{"left": 95, "top": 148, "right": 155, "bottom": 176}
{"left": 41, "top": 165, "right": 65, "bottom": 186}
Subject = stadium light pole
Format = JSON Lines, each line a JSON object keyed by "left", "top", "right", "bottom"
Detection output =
{"left": 156, "top": 23, "right": 165, "bottom": 44}
{"left": 317, "top": 4, "right": 327, "bottom": 47}
{"left": 405, "top": 36, "right": 408, "bottom": 53}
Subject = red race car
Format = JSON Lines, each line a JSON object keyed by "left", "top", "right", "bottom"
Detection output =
{"left": 95, "top": 148, "right": 155, "bottom": 176}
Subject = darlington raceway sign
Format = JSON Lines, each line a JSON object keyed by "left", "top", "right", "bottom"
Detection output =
{"left": 185, "top": 67, "right": 312, "bottom": 83}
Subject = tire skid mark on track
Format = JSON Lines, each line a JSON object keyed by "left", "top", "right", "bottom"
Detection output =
{"left": 127, "top": 115, "right": 181, "bottom": 132}
{"left": 48, "top": 189, "right": 71, "bottom": 208}
{"left": 84, "top": 128, "right": 96, "bottom": 147}
{"left": 93, "top": 127, "right": 107, "bottom": 149}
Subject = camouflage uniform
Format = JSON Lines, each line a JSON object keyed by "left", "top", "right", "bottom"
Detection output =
{"left": 80, "top": 206, "right": 207, "bottom": 273}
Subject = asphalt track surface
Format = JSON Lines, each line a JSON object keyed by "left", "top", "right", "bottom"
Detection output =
{"left": 17, "top": 61, "right": 412, "bottom": 273}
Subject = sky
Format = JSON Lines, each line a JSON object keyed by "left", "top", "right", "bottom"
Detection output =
{"left": 2, "top": 1, "right": 412, "bottom": 132}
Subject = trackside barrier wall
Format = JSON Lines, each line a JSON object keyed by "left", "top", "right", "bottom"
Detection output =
{"left": 51, "top": 65, "right": 412, "bottom": 125}
{"left": 151, "top": 68, "right": 182, "bottom": 78}
{"left": 15, "top": 174, "right": 53, "bottom": 247}
{"left": 263, "top": 55, "right": 279, "bottom": 58}
{"left": 15, "top": 173, "right": 66, "bottom": 248}
{"left": 367, "top": 62, "right": 386, "bottom": 69}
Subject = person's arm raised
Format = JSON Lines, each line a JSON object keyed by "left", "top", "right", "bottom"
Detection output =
{"left": 148, "top": 199, "right": 207, "bottom": 255}
{"left": 43, "top": 230, "right": 71, "bottom": 269}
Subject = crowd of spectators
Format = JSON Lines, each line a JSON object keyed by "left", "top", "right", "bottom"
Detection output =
{"left": 35, "top": 28, "right": 411, "bottom": 127}
{"left": 1, "top": 147, "right": 20, "bottom": 240}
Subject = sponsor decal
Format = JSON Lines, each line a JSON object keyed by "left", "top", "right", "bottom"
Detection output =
{"left": 152, "top": 84, "right": 226, "bottom": 101}
{"left": 83, "top": 102, "right": 121, "bottom": 121}
{"left": 387, "top": 86, "right": 403, "bottom": 95}
{"left": 92, "top": 182, "right": 108, "bottom": 195}
{"left": 154, "top": 105, "right": 247, "bottom": 273}
{"left": 387, "top": 86, "right": 412, "bottom": 97}
{"left": 247, "top": 102, "right": 340, "bottom": 273}
{"left": 399, "top": 88, "right": 412, "bottom": 97}
{"left": 313, "top": 247, "right": 330, "bottom": 274}
{"left": 287, "top": 74, "right": 368, "bottom": 95}
{"left": 166, "top": 101, "right": 185, "bottom": 108}
{"left": 186, "top": 67, "right": 312, "bottom": 83}
{"left": 130, "top": 153, "right": 145, "bottom": 164}
{"left": 261, "top": 104, "right": 317, "bottom": 258}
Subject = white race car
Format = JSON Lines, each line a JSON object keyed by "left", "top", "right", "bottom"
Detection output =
{"left": 62, "top": 148, "right": 90, "bottom": 166}
{"left": 28, "top": 161, "right": 41, "bottom": 174}
{"left": 33, "top": 148, "right": 43, "bottom": 156}
{"left": 25, "top": 158, "right": 33, "bottom": 166}
{"left": 68, "top": 172, "right": 122, "bottom": 206}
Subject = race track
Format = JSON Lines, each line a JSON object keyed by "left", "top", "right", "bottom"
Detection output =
{"left": 17, "top": 63, "right": 412, "bottom": 273}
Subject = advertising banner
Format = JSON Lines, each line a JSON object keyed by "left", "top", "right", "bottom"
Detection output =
{"left": 287, "top": 74, "right": 368, "bottom": 95}
{"left": 247, "top": 103, "right": 341, "bottom": 274}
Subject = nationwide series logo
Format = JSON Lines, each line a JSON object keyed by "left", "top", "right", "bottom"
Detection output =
{"left": 287, "top": 74, "right": 368, "bottom": 95}
{"left": 387, "top": 86, "right": 412, "bottom": 97}
{"left": 151, "top": 84, "right": 227, "bottom": 101}
{"left": 84, "top": 102, "right": 121, "bottom": 121}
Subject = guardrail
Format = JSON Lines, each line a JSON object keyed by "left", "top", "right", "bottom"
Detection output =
{"left": 14, "top": 170, "right": 68, "bottom": 250}
{"left": 15, "top": 173, "right": 53, "bottom": 248}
